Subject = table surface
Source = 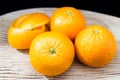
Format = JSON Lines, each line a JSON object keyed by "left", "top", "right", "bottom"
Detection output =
{"left": 0, "top": 8, "right": 120, "bottom": 80}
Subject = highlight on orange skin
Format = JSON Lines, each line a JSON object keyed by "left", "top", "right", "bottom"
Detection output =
{"left": 8, "top": 12, "right": 49, "bottom": 49}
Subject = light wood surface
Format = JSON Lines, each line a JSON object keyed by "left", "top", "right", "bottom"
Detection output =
{"left": 0, "top": 8, "right": 120, "bottom": 80}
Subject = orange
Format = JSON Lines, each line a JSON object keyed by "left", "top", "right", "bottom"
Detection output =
{"left": 8, "top": 12, "right": 49, "bottom": 49}
{"left": 75, "top": 25, "right": 117, "bottom": 67}
{"left": 29, "top": 32, "right": 75, "bottom": 76}
{"left": 50, "top": 7, "right": 86, "bottom": 40}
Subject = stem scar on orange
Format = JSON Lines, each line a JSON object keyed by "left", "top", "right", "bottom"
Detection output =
{"left": 75, "top": 25, "right": 117, "bottom": 67}
{"left": 29, "top": 32, "right": 75, "bottom": 76}
{"left": 8, "top": 12, "right": 49, "bottom": 49}
{"left": 50, "top": 7, "right": 86, "bottom": 40}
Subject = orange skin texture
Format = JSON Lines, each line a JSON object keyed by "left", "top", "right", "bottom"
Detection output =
{"left": 75, "top": 25, "right": 117, "bottom": 67}
{"left": 50, "top": 7, "right": 86, "bottom": 40}
{"left": 30, "top": 32, "right": 75, "bottom": 76}
{"left": 8, "top": 13, "right": 49, "bottom": 49}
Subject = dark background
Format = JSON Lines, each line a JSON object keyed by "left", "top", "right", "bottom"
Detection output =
{"left": 0, "top": 0, "right": 120, "bottom": 17}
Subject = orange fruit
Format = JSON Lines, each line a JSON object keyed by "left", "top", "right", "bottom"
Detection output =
{"left": 75, "top": 25, "right": 117, "bottom": 67}
{"left": 29, "top": 32, "right": 75, "bottom": 76}
{"left": 8, "top": 12, "right": 49, "bottom": 49}
{"left": 50, "top": 7, "right": 86, "bottom": 40}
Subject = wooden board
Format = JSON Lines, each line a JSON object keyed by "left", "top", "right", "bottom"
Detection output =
{"left": 0, "top": 8, "right": 120, "bottom": 80}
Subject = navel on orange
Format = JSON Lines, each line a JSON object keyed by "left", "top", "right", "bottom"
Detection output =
{"left": 50, "top": 7, "right": 86, "bottom": 40}
{"left": 8, "top": 12, "right": 49, "bottom": 49}
{"left": 75, "top": 25, "right": 117, "bottom": 67}
{"left": 29, "top": 32, "right": 75, "bottom": 76}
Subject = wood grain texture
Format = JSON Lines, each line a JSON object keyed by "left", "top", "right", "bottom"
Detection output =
{"left": 0, "top": 8, "right": 120, "bottom": 80}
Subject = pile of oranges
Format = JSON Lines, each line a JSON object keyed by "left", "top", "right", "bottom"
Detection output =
{"left": 8, "top": 7, "right": 117, "bottom": 76}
